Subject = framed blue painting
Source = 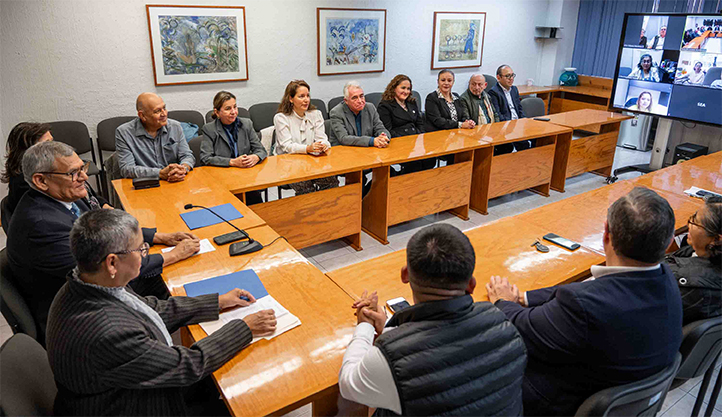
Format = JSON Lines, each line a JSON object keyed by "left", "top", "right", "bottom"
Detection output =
{"left": 317, "top": 8, "right": 387, "bottom": 76}
{"left": 146, "top": 5, "right": 248, "bottom": 86}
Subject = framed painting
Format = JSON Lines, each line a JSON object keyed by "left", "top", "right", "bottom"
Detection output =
{"left": 146, "top": 5, "right": 248, "bottom": 86}
{"left": 431, "top": 11, "right": 486, "bottom": 70}
{"left": 317, "top": 8, "right": 386, "bottom": 76}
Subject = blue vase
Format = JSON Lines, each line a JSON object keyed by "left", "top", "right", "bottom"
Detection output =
{"left": 559, "top": 67, "right": 579, "bottom": 86}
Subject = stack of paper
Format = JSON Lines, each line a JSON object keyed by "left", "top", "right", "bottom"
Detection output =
{"left": 161, "top": 238, "right": 216, "bottom": 256}
{"left": 183, "top": 270, "right": 301, "bottom": 343}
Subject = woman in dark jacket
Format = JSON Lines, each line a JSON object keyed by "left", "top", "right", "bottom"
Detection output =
{"left": 377, "top": 74, "right": 435, "bottom": 174}
{"left": 424, "top": 69, "right": 475, "bottom": 132}
{"left": 2, "top": 122, "right": 54, "bottom": 213}
{"left": 200, "top": 91, "right": 268, "bottom": 204}
{"left": 666, "top": 196, "right": 721, "bottom": 325}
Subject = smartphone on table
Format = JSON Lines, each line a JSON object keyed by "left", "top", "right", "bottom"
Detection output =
{"left": 386, "top": 297, "right": 411, "bottom": 314}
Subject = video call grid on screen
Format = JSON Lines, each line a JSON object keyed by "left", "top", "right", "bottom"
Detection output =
{"left": 612, "top": 13, "right": 722, "bottom": 126}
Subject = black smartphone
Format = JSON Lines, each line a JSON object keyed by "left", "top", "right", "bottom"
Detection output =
{"left": 534, "top": 117, "right": 551, "bottom": 122}
{"left": 386, "top": 297, "right": 411, "bottom": 314}
{"left": 696, "top": 190, "right": 721, "bottom": 198}
{"left": 543, "top": 233, "right": 581, "bottom": 251}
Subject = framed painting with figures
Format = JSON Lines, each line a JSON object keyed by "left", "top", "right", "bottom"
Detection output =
{"left": 431, "top": 11, "right": 486, "bottom": 70}
{"left": 146, "top": 5, "right": 248, "bottom": 86}
{"left": 317, "top": 8, "right": 387, "bottom": 76}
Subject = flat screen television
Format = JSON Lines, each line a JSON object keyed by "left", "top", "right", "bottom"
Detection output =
{"left": 611, "top": 13, "right": 722, "bottom": 126}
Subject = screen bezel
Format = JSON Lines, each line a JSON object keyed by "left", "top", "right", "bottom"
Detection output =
{"left": 610, "top": 13, "right": 722, "bottom": 127}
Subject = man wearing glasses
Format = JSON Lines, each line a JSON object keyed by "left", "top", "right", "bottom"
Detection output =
{"left": 329, "top": 81, "right": 390, "bottom": 148}
{"left": 488, "top": 65, "right": 532, "bottom": 154}
{"left": 6, "top": 141, "right": 199, "bottom": 345}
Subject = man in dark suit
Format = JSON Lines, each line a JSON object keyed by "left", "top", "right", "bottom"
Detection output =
{"left": 487, "top": 187, "right": 683, "bottom": 416}
{"left": 488, "top": 64, "right": 532, "bottom": 154}
{"left": 6, "top": 141, "right": 199, "bottom": 344}
{"left": 329, "top": 81, "right": 390, "bottom": 148}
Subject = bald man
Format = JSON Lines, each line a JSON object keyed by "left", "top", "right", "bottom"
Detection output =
{"left": 115, "top": 93, "right": 195, "bottom": 181}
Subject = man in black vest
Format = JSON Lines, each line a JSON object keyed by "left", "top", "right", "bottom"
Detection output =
{"left": 487, "top": 187, "right": 682, "bottom": 416}
{"left": 339, "top": 224, "right": 527, "bottom": 416}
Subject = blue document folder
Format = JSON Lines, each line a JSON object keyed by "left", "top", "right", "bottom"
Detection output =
{"left": 183, "top": 269, "right": 268, "bottom": 299}
{"left": 180, "top": 203, "right": 243, "bottom": 230}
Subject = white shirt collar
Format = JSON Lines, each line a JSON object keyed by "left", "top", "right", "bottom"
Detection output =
{"left": 590, "top": 264, "right": 661, "bottom": 279}
{"left": 500, "top": 84, "right": 512, "bottom": 92}
{"left": 38, "top": 189, "right": 74, "bottom": 210}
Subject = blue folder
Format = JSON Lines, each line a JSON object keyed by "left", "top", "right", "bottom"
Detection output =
{"left": 184, "top": 269, "right": 268, "bottom": 299}
{"left": 180, "top": 203, "right": 243, "bottom": 230}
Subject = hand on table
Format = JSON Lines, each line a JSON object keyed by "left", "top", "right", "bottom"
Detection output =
{"left": 353, "top": 290, "right": 386, "bottom": 335}
{"left": 306, "top": 141, "right": 327, "bottom": 155}
{"left": 230, "top": 154, "right": 261, "bottom": 168}
{"left": 461, "top": 120, "right": 476, "bottom": 129}
{"left": 219, "top": 288, "right": 257, "bottom": 311}
{"left": 486, "top": 276, "right": 521, "bottom": 305}
{"left": 373, "top": 133, "right": 389, "bottom": 148}
{"left": 155, "top": 231, "right": 199, "bottom": 246}
{"left": 159, "top": 163, "right": 186, "bottom": 182}
{"left": 243, "top": 309, "right": 277, "bottom": 336}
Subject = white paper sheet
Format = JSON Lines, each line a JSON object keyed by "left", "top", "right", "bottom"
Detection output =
{"left": 684, "top": 186, "right": 721, "bottom": 199}
{"left": 161, "top": 238, "right": 215, "bottom": 256}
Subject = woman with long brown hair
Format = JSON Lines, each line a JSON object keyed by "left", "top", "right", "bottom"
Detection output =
{"left": 273, "top": 80, "right": 337, "bottom": 195}
{"left": 2, "top": 122, "right": 53, "bottom": 212}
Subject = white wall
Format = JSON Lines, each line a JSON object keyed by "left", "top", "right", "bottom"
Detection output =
{"left": 0, "top": 0, "right": 572, "bottom": 197}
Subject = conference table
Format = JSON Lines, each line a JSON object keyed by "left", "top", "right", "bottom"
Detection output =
{"left": 113, "top": 108, "right": 720, "bottom": 416}
{"left": 517, "top": 75, "right": 613, "bottom": 114}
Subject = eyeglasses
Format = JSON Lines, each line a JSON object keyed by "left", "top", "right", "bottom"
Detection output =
{"left": 96, "top": 242, "right": 149, "bottom": 265}
{"left": 688, "top": 212, "right": 715, "bottom": 235}
{"left": 502, "top": 73, "right": 516, "bottom": 79}
{"left": 40, "top": 160, "right": 90, "bottom": 182}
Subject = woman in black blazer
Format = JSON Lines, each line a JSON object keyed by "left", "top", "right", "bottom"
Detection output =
{"left": 377, "top": 74, "right": 435, "bottom": 174}
{"left": 424, "top": 69, "right": 475, "bottom": 132}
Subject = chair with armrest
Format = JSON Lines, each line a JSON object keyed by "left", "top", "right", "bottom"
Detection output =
{"left": 365, "top": 92, "right": 383, "bottom": 109}
{"left": 188, "top": 136, "right": 204, "bottom": 168}
{"left": 96, "top": 116, "right": 136, "bottom": 197}
{"left": 521, "top": 97, "right": 546, "bottom": 118}
{"left": 48, "top": 121, "right": 102, "bottom": 194}
{"left": 328, "top": 96, "right": 344, "bottom": 112}
{"left": 484, "top": 74, "right": 497, "bottom": 92}
{"left": 574, "top": 353, "right": 682, "bottom": 417}
{"left": 0, "top": 333, "right": 57, "bottom": 416}
{"left": 0, "top": 248, "right": 37, "bottom": 341}
{"left": 167, "top": 110, "right": 205, "bottom": 129}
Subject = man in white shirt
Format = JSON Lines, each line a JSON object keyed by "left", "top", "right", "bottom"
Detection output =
{"left": 487, "top": 187, "right": 682, "bottom": 416}
{"left": 648, "top": 26, "right": 666, "bottom": 49}
{"left": 339, "top": 224, "right": 527, "bottom": 416}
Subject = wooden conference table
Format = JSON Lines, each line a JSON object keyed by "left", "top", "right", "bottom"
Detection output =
{"left": 517, "top": 75, "right": 614, "bottom": 114}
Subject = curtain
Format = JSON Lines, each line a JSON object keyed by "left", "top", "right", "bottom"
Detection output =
{"left": 702, "top": 0, "right": 720, "bottom": 12}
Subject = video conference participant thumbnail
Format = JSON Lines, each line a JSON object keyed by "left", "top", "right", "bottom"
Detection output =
{"left": 613, "top": 79, "right": 673, "bottom": 115}
{"left": 681, "top": 16, "right": 722, "bottom": 52}
{"left": 618, "top": 48, "right": 679, "bottom": 83}
{"left": 675, "top": 51, "right": 722, "bottom": 86}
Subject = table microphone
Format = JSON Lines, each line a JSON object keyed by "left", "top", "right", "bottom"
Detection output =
{"left": 183, "top": 204, "right": 263, "bottom": 256}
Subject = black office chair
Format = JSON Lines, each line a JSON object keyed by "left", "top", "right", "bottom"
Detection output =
{"left": 521, "top": 97, "right": 546, "bottom": 118}
{"left": 1, "top": 196, "right": 12, "bottom": 234}
{"left": 326, "top": 119, "right": 339, "bottom": 147}
{"left": 188, "top": 136, "right": 204, "bottom": 167}
{"left": 575, "top": 353, "right": 682, "bottom": 417}
{"left": 328, "top": 96, "right": 344, "bottom": 112}
{"left": 411, "top": 91, "right": 423, "bottom": 111}
{"left": 702, "top": 67, "right": 722, "bottom": 86}
{"left": 49, "top": 121, "right": 102, "bottom": 191}
{"left": 619, "top": 67, "right": 633, "bottom": 77}
{"left": 0, "top": 249, "right": 37, "bottom": 341}
{"left": 204, "top": 107, "right": 251, "bottom": 123}
{"left": 484, "top": 74, "right": 497, "bottom": 92}
{"left": 0, "top": 334, "right": 57, "bottom": 416}
{"left": 670, "top": 316, "right": 722, "bottom": 417}
{"left": 96, "top": 116, "right": 135, "bottom": 197}
{"left": 167, "top": 110, "right": 205, "bottom": 129}
{"left": 311, "top": 99, "right": 328, "bottom": 119}
{"left": 249, "top": 102, "right": 281, "bottom": 131}
{"left": 365, "top": 92, "right": 383, "bottom": 109}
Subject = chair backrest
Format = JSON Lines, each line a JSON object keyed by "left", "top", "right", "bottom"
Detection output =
{"left": 96, "top": 116, "right": 135, "bottom": 153}
{"left": 484, "top": 74, "right": 497, "bottom": 92}
{"left": 205, "top": 107, "right": 251, "bottom": 123}
{"left": 188, "top": 136, "right": 203, "bottom": 167}
{"left": 311, "top": 99, "right": 328, "bottom": 119}
{"left": 619, "top": 67, "right": 633, "bottom": 77}
{"left": 411, "top": 90, "right": 423, "bottom": 110}
{"left": 703, "top": 67, "right": 722, "bottom": 86}
{"left": 575, "top": 353, "right": 681, "bottom": 417}
{"left": 625, "top": 97, "right": 639, "bottom": 108}
{"left": 328, "top": 96, "right": 344, "bottom": 112}
{"left": 365, "top": 92, "right": 383, "bottom": 109}
{"left": 521, "top": 97, "right": 546, "bottom": 118}
{"left": 676, "top": 316, "right": 722, "bottom": 380}
{"left": 167, "top": 110, "right": 205, "bottom": 129}
{"left": 1, "top": 196, "right": 12, "bottom": 234}
{"left": 258, "top": 126, "right": 275, "bottom": 157}
{"left": 103, "top": 152, "right": 123, "bottom": 209}
{"left": 0, "top": 248, "right": 37, "bottom": 340}
{"left": 249, "top": 102, "right": 281, "bottom": 131}
{"left": 326, "top": 119, "right": 340, "bottom": 147}
{"left": 0, "top": 333, "right": 57, "bottom": 416}
{"left": 48, "top": 121, "right": 93, "bottom": 155}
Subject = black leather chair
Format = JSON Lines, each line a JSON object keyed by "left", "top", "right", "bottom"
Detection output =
{"left": 204, "top": 107, "right": 251, "bottom": 123}
{"left": 328, "top": 96, "right": 344, "bottom": 112}
{"left": 484, "top": 74, "right": 497, "bottom": 92}
{"left": 167, "top": 110, "right": 205, "bottom": 129}
{"left": 670, "top": 316, "right": 722, "bottom": 417}
{"left": 249, "top": 102, "right": 281, "bottom": 132}
{"left": 311, "top": 99, "right": 328, "bottom": 119}
{"left": 365, "top": 92, "right": 383, "bottom": 109}
{"left": 188, "top": 136, "right": 204, "bottom": 167}
{"left": 0, "top": 333, "right": 57, "bottom": 416}
{"left": 49, "top": 121, "right": 102, "bottom": 192}
{"left": 0, "top": 248, "right": 37, "bottom": 341}
{"left": 1, "top": 196, "right": 12, "bottom": 234}
{"left": 411, "top": 90, "right": 423, "bottom": 111}
{"left": 96, "top": 116, "right": 135, "bottom": 197}
{"left": 521, "top": 97, "right": 546, "bottom": 118}
{"left": 575, "top": 353, "right": 682, "bottom": 417}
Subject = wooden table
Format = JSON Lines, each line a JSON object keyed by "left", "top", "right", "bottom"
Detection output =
{"left": 327, "top": 216, "right": 604, "bottom": 307}
{"left": 361, "top": 129, "right": 489, "bottom": 244}
{"left": 629, "top": 152, "right": 722, "bottom": 197}
{"left": 544, "top": 109, "right": 632, "bottom": 184}
{"left": 549, "top": 75, "right": 613, "bottom": 114}
{"left": 204, "top": 146, "right": 382, "bottom": 251}
{"left": 468, "top": 119, "right": 573, "bottom": 214}
{"left": 517, "top": 85, "right": 560, "bottom": 113}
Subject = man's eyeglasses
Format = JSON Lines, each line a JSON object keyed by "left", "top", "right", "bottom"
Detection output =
{"left": 503, "top": 73, "right": 516, "bottom": 79}
{"left": 40, "top": 160, "right": 90, "bottom": 182}
{"left": 98, "top": 242, "right": 150, "bottom": 264}
{"left": 688, "top": 212, "right": 715, "bottom": 235}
